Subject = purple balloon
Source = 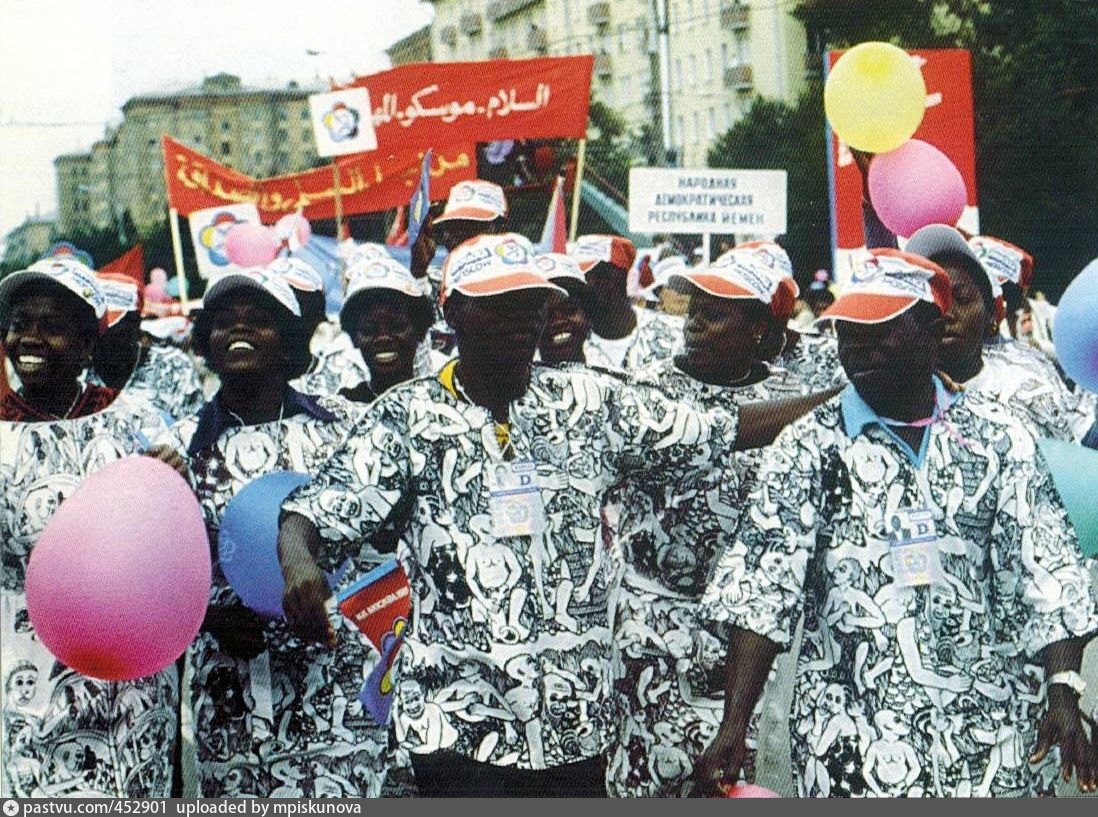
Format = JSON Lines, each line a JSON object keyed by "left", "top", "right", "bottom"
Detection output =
{"left": 868, "top": 139, "right": 967, "bottom": 238}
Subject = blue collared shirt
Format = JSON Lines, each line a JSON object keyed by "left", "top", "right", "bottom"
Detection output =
{"left": 187, "top": 387, "right": 337, "bottom": 456}
{"left": 839, "top": 375, "right": 957, "bottom": 467}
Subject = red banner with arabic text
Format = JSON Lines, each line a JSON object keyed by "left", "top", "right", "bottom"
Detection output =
{"left": 162, "top": 136, "right": 476, "bottom": 221}
{"left": 340, "top": 55, "right": 594, "bottom": 150}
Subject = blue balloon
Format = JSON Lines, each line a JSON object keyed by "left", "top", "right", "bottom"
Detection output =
{"left": 1052, "top": 258, "right": 1098, "bottom": 393}
{"left": 218, "top": 471, "right": 312, "bottom": 618}
{"left": 1037, "top": 439, "right": 1098, "bottom": 558}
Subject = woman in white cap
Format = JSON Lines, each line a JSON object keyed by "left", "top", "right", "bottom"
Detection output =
{"left": 147, "top": 270, "right": 413, "bottom": 797}
{"left": 534, "top": 253, "right": 615, "bottom": 370}
{"left": 337, "top": 257, "right": 437, "bottom": 405}
{"left": 0, "top": 257, "right": 175, "bottom": 797}
{"left": 606, "top": 245, "right": 834, "bottom": 797}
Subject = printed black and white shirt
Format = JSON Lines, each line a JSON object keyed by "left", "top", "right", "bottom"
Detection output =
{"left": 282, "top": 363, "right": 740, "bottom": 770}
{"left": 701, "top": 381, "right": 1098, "bottom": 798}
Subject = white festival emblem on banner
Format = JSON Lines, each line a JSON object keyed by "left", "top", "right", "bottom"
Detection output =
{"left": 187, "top": 203, "right": 262, "bottom": 281}
{"left": 309, "top": 88, "right": 378, "bottom": 157}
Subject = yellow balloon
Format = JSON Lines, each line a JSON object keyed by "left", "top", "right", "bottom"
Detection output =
{"left": 825, "top": 41, "right": 927, "bottom": 153}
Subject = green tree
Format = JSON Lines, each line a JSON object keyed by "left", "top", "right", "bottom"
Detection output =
{"left": 708, "top": 86, "right": 832, "bottom": 283}
{"left": 794, "top": 0, "right": 1098, "bottom": 299}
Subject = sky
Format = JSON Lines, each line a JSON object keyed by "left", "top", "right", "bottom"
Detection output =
{"left": 0, "top": 0, "right": 434, "bottom": 247}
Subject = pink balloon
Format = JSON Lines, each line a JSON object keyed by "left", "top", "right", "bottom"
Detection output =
{"left": 868, "top": 139, "right": 968, "bottom": 238}
{"left": 723, "top": 783, "right": 781, "bottom": 798}
{"left": 224, "top": 223, "right": 280, "bottom": 266}
{"left": 275, "top": 212, "right": 312, "bottom": 249}
{"left": 144, "top": 283, "right": 169, "bottom": 303}
{"left": 149, "top": 267, "right": 169, "bottom": 287}
{"left": 26, "top": 457, "right": 211, "bottom": 681}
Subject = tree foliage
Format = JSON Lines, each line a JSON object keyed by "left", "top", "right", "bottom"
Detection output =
{"left": 793, "top": 0, "right": 1098, "bottom": 299}
{"left": 708, "top": 86, "right": 832, "bottom": 284}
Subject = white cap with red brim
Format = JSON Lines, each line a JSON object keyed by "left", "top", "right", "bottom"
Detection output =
{"left": 441, "top": 233, "right": 566, "bottom": 304}
{"left": 0, "top": 257, "right": 107, "bottom": 331}
{"left": 816, "top": 249, "right": 952, "bottom": 326}
{"left": 534, "top": 253, "right": 586, "bottom": 288}
{"left": 203, "top": 269, "right": 302, "bottom": 317}
{"left": 569, "top": 234, "right": 637, "bottom": 274}
{"left": 968, "top": 234, "right": 1034, "bottom": 291}
{"left": 434, "top": 180, "right": 508, "bottom": 224}
{"left": 266, "top": 257, "right": 324, "bottom": 293}
{"left": 96, "top": 272, "right": 142, "bottom": 328}
{"left": 344, "top": 257, "right": 425, "bottom": 303}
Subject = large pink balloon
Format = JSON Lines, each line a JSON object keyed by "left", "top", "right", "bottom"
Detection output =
{"left": 275, "top": 212, "right": 312, "bottom": 249}
{"left": 26, "top": 457, "right": 211, "bottom": 681}
{"left": 224, "top": 223, "right": 280, "bottom": 267}
{"left": 868, "top": 139, "right": 967, "bottom": 238}
{"left": 724, "top": 783, "right": 781, "bottom": 798}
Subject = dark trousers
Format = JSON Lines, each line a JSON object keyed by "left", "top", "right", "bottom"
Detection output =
{"left": 410, "top": 751, "right": 607, "bottom": 797}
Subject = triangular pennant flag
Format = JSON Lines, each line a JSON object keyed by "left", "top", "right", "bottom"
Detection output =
{"left": 536, "top": 175, "right": 567, "bottom": 254}
{"left": 406, "top": 150, "right": 432, "bottom": 248}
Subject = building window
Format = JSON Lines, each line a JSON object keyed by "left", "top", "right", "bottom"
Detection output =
{"left": 692, "top": 111, "right": 701, "bottom": 144}
{"left": 221, "top": 141, "right": 231, "bottom": 156}
{"left": 705, "top": 49, "right": 713, "bottom": 82}
{"left": 722, "top": 43, "right": 730, "bottom": 72}
{"left": 677, "top": 115, "right": 686, "bottom": 145}
{"left": 301, "top": 108, "right": 309, "bottom": 120}
{"left": 675, "top": 58, "right": 683, "bottom": 91}
{"left": 221, "top": 121, "right": 230, "bottom": 132}
{"left": 736, "top": 35, "right": 751, "bottom": 65}
{"left": 689, "top": 55, "right": 697, "bottom": 84}
{"left": 707, "top": 107, "right": 717, "bottom": 139}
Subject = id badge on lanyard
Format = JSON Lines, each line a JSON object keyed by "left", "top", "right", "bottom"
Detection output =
{"left": 486, "top": 459, "right": 547, "bottom": 539}
{"left": 886, "top": 507, "right": 945, "bottom": 587}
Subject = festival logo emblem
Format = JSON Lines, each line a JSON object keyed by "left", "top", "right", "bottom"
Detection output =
{"left": 322, "top": 102, "right": 360, "bottom": 142}
{"left": 309, "top": 88, "right": 378, "bottom": 157}
{"left": 199, "top": 212, "right": 244, "bottom": 267}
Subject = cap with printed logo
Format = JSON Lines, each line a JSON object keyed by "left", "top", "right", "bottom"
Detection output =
{"left": 441, "top": 233, "right": 566, "bottom": 304}
{"left": 434, "top": 180, "right": 508, "bottom": 224}
{"left": 340, "top": 257, "right": 430, "bottom": 332}
{"left": 533, "top": 253, "right": 586, "bottom": 292}
{"left": 202, "top": 269, "right": 302, "bottom": 318}
{"left": 968, "top": 234, "right": 1034, "bottom": 292}
{"left": 0, "top": 257, "right": 108, "bottom": 333}
{"left": 817, "top": 249, "right": 952, "bottom": 325}
{"left": 906, "top": 224, "right": 1000, "bottom": 321}
{"left": 641, "top": 256, "right": 688, "bottom": 301}
{"left": 96, "top": 271, "right": 143, "bottom": 328}
{"left": 682, "top": 243, "right": 799, "bottom": 319}
{"left": 569, "top": 234, "right": 637, "bottom": 274}
{"left": 266, "top": 257, "right": 324, "bottom": 293}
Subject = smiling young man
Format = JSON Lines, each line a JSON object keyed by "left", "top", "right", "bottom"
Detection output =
{"left": 694, "top": 249, "right": 1098, "bottom": 798}
{"left": 274, "top": 231, "right": 838, "bottom": 796}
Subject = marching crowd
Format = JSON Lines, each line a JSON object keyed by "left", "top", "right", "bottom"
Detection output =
{"left": 2, "top": 176, "right": 1097, "bottom": 798}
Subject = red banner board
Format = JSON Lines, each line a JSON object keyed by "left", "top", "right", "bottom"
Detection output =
{"left": 162, "top": 136, "right": 476, "bottom": 221}
{"left": 828, "top": 49, "right": 978, "bottom": 281}
{"left": 340, "top": 55, "right": 594, "bottom": 150}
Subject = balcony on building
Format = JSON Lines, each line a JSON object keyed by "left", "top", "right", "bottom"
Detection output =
{"left": 528, "top": 26, "right": 549, "bottom": 55}
{"left": 439, "top": 25, "right": 458, "bottom": 47}
{"left": 724, "top": 63, "right": 753, "bottom": 90}
{"left": 460, "top": 12, "right": 483, "bottom": 36}
{"left": 720, "top": 2, "right": 750, "bottom": 31}
{"left": 490, "top": 46, "right": 510, "bottom": 59}
{"left": 595, "top": 52, "right": 613, "bottom": 79}
{"left": 588, "top": 2, "right": 611, "bottom": 29}
{"left": 486, "top": 0, "right": 541, "bottom": 23}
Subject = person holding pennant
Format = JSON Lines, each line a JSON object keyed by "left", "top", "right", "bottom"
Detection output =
{"left": 276, "top": 231, "right": 837, "bottom": 796}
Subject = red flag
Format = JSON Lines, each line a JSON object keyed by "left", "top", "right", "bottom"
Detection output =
{"left": 537, "top": 176, "right": 567, "bottom": 253}
{"left": 385, "top": 205, "right": 409, "bottom": 248}
{"left": 100, "top": 244, "right": 145, "bottom": 287}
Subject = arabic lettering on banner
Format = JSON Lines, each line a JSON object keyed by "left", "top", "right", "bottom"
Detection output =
{"left": 162, "top": 136, "right": 477, "bottom": 220}
{"left": 339, "top": 54, "right": 594, "bottom": 148}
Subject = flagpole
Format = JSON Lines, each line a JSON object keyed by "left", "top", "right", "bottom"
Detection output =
{"left": 569, "top": 138, "right": 587, "bottom": 242}
{"left": 332, "top": 163, "right": 344, "bottom": 248}
{"left": 168, "top": 208, "right": 190, "bottom": 311}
